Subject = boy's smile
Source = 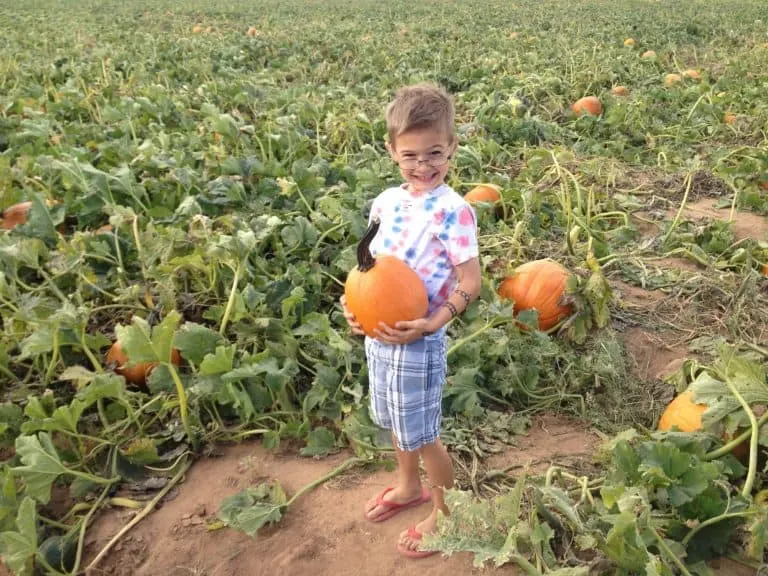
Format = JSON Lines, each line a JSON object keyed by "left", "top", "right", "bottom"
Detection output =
{"left": 387, "top": 127, "right": 456, "bottom": 195}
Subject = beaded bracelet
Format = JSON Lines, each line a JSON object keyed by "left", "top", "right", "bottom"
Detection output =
{"left": 454, "top": 288, "right": 471, "bottom": 305}
{"left": 442, "top": 300, "right": 458, "bottom": 318}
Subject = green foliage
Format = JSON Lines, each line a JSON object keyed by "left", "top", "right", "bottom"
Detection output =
{"left": 0, "top": 0, "right": 767, "bottom": 572}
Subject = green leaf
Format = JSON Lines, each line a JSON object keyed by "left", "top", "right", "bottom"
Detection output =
{"left": 115, "top": 311, "right": 181, "bottom": 365}
{"left": 746, "top": 506, "right": 768, "bottom": 561}
{"left": 601, "top": 510, "right": 649, "bottom": 570}
{"left": 0, "top": 497, "right": 38, "bottom": 576}
{"left": 173, "top": 323, "right": 225, "bottom": 365}
{"left": 11, "top": 433, "right": 69, "bottom": 504}
{"left": 18, "top": 327, "right": 54, "bottom": 359}
{"left": 292, "top": 313, "right": 330, "bottom": 337}
{"left": 300, "top": 427, "right": 337, "bottom": 457}
{"left": 0, "top": 468, "right": 18, "bottom": 532}
{"left": 217, "top": 482, "right": 286, "bottom": 537}
{"left": 200, "top": 345, "right": 235, "bottom": 375}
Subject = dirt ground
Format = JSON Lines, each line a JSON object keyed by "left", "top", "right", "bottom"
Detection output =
{"left": 67, "top": 413, "right": 751, "bottom": 576}
{"left": 0, "top": 420, "right": 757, "bottom": 576}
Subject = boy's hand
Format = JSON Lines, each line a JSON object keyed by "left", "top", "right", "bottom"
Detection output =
{"left": 339, "top": 295, "right": 365, "bottom": 336}
{"left": 373, "top": 318, "right": 435, "bottom": 345}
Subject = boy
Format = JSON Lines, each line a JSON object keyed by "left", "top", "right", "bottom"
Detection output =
{"left": 340, "top": 82, "right": 482, "bottom": 558}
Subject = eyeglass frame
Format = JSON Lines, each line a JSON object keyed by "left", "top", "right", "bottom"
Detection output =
{"left": 394, "top": 151, "right": 453, "bottom": 170}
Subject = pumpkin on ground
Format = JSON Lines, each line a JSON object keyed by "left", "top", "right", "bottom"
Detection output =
{"left": 682, "top": 69, "right": 701, "bottom": 80}
{"left": 611, "top": 86, "right": 629, "bottom": 96}
{"left": 1, "top": 199, "right": 60, "bottom": 230}
{"left": 658, "top": 390, "right": 707, "bottom": 432}
{"left": 641, "top": 50, "right": 656, "bottom": 59}
{"left": 664, "top": 73, "right": 682, "bottom": 87}
{"left": 659, "top": 389, "right": 749, "bottom": 460}
{"left": 497, "top": 259, "right": 574, "bottom": 331}
{"left": 623, "top": 38, "right": 635, "bottom": 47}
{"left": 464, "top": 184, "right": 501, "bottom": 205}
{"left": 106, "top": 340, "right": 182, "bottom": 390}
{"left": 571, "top": 96, "right": 602, "bottom": 116}
{"left": 724, "top": 113, "right": 737, "bottom": 125}
{"left": 344, "top": 218, "right": 428, "bottom": 338}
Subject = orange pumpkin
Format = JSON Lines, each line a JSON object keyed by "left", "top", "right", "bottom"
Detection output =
{"left": 659, "top": 390, "right": 749, "bottom": 460}
{"left": 724, "top": 113, "right": 737, "bottom": 125}
{"left": 464, "top": 185, "right": 501, "bottom": 205}
{"left": 761, "top": 262, "right": 768, "bottom": 276}
{"left": 344, "top": 218, "right": 428, "bottom": 338}
{"left": 641, "top": 50, "right": 656, "bottom": 59}
{"left": 658, "top": 390, "right": 707, "bottom": 432}
{"left": 623, "top": 38, "right": 635, "bottom": 47}
{"left": 106, "top": 340, "right": 182, "bottom": 390}
{"left": 497, "top": 259, "right": 574, "bottom": 331}
{"left": 664, "top": 73, "right": 682, "bottom": 87}
{"left": 1, "top": 199, "right": 59, "bottom": 230}
{"left": 682, "top": 69, "right": 701, "bottom": 80}
{"left": 0, "top": 202, "right": 33, "bottom": 230}
{"left": 611, "top": 86, "right": 629, "bottom": 96}
{"left": 571, "top": 96, "right": 602, "bottom": 116}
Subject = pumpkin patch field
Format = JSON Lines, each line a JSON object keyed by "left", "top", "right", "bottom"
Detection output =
{"left": 1, "top": 0, "right": 768, "bottom": 574}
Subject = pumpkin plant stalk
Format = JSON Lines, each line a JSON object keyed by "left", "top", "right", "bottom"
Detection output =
{"left": 720, "top": 369, "right": 759, "bottom": 497}
{"left": 219, "top": 261, "right": 243, "bottom": 336}
{"left": 167, "top": 362, "right": 194, "bottom": 448}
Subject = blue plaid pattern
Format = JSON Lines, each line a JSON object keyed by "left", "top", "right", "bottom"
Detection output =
{"left": 364, "top": 330, "right": 447, "bottom": 452}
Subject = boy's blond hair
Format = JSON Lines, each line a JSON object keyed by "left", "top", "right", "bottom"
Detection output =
{"left": 385, "top": 82, "right": 455, "bottom": 148}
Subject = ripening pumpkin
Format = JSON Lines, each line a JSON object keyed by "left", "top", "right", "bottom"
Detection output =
{"left": 623, "top": 38, "right": 635, "bottom": 47}
{"left": 658, "top": 390, "right": 707, "bottom": 432}
{"left": 1, "top": 202, "right": 33, "bottom": 230}
{"left": 724, "top": 113, "right": 737, "bottom": 125}
{"left": 761, "top": 262, "right": 768, "bottom": 276}
{"left": 659, "top": 390, "right": 749, "bottom": 460}
{"left": 497, "top": 259, "right": 574, "bottom": 331}
{"left": 192, "top": 25, "right": 203, "bottom": 33}
{"left": 246, "top": 26, "right": 259, "bottom": 37}
{"left": 106, "top": 340, "right": 182, "bottom": 390}
{"left": 344, "top": 218, "right": 428, "bottom": 338}
{"left": 1, "top": 199, "right": 59, "bottom": 230}
{"left": 611, "top": 86, "right": 629, "bottom": 96}
{"left": 682, "top": 69, "right": 701, "bottom": 80}
{"left": 641, "top": 50, "right": 656, "bottom": 59}
{"left": 664, "top": 73, "right": 682, "bottom": 87}
{"left": 464, "top": 184, "right": 501, "bottom": 205}
{"left": 571, "top": 96, "right": 602, "bottom": 117}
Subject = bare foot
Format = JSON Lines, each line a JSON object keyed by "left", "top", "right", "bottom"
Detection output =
{"left": 364, "top": 485, "right": 426, "bottom": 521}
{"left": 398, "top": 508, "right": 439, "bottom": 552}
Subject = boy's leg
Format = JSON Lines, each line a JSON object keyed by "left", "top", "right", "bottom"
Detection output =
{"left": 364, "top": 338, "right": 426, "bottom": 521}
{"left": 364, "top": 432, "right": 423, "bottom": 520}
{"left": 398, "top": 438, "right": 453, "bottom": 551}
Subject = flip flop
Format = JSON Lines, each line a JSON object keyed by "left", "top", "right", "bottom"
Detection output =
{"left": 397, "top": 526, "right": 438, "bottom": 559}
{"left": 366, "top": 486, "right": 431, "bottom": 523}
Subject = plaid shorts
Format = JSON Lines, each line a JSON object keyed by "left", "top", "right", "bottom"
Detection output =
{"left": 364, "top": 330, "right": 447, "bottom": 452}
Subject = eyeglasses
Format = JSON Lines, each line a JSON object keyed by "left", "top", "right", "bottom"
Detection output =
{"left": 396, "top": 151, "right": 452, "bottom": 170}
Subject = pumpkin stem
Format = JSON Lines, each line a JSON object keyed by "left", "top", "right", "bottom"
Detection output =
{"left": 356, "top": 217, "right": 380, "bottom": 272}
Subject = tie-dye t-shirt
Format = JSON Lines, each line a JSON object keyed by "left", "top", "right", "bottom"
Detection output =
{"left": 367, "top": 183, "right": 479, "bottom": 316}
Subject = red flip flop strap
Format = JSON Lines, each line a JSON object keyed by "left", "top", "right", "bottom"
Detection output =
{"left": 407, "top": 526, "right": 423, "bottom": 541}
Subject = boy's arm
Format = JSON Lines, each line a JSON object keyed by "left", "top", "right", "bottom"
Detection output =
{"left": 423, "top": 257, "right": 482, "bottom": 334}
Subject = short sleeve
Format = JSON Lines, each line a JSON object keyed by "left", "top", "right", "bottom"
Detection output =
{"left": 439, "top": 202, "right": 479, "bottom": 265}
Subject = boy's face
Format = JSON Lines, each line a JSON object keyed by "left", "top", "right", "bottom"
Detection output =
{"left": 387, "top": 127, "right": 456, "bottom": 195}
